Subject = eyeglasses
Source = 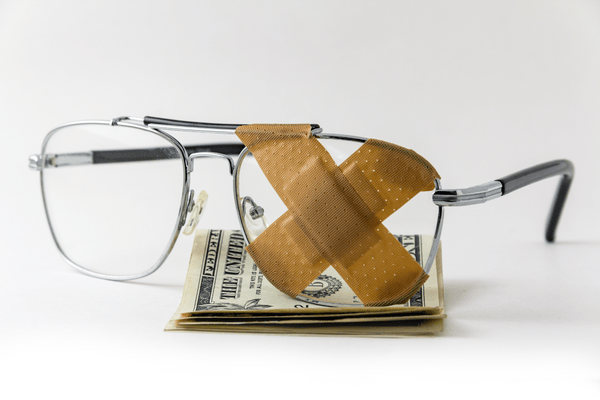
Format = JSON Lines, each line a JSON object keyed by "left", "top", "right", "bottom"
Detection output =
{"left": 30, "top": 116, "right": 574, "bottom": 302}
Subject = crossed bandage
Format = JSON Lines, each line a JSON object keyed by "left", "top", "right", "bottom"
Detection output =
{"left": 236, "top": 124, "right": 440, "bottom": 306}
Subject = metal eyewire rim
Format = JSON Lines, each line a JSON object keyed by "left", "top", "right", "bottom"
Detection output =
{"left": 233, "top": 146, "right": 252, "bottom": 245}
{"left": 424, "top": 178, "right": 444, "bottom": 275}
{"left": 233, "top": 140, "right": 444, "bottom": 307}
{"left": 40, "top": 117, "right": 444, "bottom": 293}
{"left": 40, "top": 119, "right": 192, "bottom": 281}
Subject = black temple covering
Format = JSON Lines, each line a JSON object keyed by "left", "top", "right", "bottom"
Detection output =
{"left": 144, "top": 116, "right": 320, "bottom": 131}
{"left": 498, "top": 159, "right": 574, "bottom": 242}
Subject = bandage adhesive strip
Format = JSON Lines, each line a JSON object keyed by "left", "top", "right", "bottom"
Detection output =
{"left": 236, "top": 124, "right": 440, "bottom": 306}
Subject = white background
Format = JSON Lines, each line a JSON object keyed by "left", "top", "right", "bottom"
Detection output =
{"left": 1, "top": 0, "right": 600, "bottom": 398}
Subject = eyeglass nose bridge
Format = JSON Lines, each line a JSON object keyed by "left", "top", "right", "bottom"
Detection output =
{"left": 187, "top": 152, "right": 235, "bottom": 175}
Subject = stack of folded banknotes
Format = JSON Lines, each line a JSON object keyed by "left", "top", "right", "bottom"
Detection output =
{"left": 166, "top": 229, "right": 445, "bottom": 337}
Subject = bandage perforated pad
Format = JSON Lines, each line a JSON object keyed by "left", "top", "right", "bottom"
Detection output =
{"left": 236, "top": 124, "right": 440, "bottom": 306}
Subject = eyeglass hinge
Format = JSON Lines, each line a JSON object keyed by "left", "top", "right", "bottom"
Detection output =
{"left": 29, "top": 154, "right": 43, "bottom": 171}
{"left": 29, "top": 153, "right": 94, "bottom": 170}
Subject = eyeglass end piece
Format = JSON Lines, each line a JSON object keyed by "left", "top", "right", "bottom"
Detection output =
{"left": 432, "top": 181, "right": 502, "bottom": 207}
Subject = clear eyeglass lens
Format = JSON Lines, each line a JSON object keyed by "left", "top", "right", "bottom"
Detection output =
{"left": 42, "top": 123, "right": 186, "bottom": 278}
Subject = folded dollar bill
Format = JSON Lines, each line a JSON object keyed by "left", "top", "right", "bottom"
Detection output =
{"left": 166, "top": 229, "right": 445, "bottom": 337}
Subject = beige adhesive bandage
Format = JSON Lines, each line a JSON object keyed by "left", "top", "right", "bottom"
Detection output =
{"left": 236, "top": 124, "right": 440, "bottom": 306}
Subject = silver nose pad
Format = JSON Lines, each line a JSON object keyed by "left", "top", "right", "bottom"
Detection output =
{"left": 242, "top": 196, "right": 268, "bottom": 242}
{"left": 183, "top": 190, "right": 208, "bottom": 235}
{"left": 248, "top": 204, "right": 264, "bottom": 219}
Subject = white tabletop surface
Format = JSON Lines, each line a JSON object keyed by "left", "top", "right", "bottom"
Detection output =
{"left": 1, "top": 1, "right": 599, "bottom": 397}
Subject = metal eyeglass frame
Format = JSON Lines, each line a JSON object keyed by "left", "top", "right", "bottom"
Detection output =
{"left": 30, "top": 115, "right": 574, "bottom": 284}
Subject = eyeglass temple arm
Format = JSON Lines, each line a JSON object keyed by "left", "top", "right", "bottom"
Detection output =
{"left": 432, "top": 159, "right": 574, "bottom": 242}
{"left": 29, "top": 143, "right": 246, "bottom": 170}
{"left": 90, "top": 143, "right": 245, "bottom": 164}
